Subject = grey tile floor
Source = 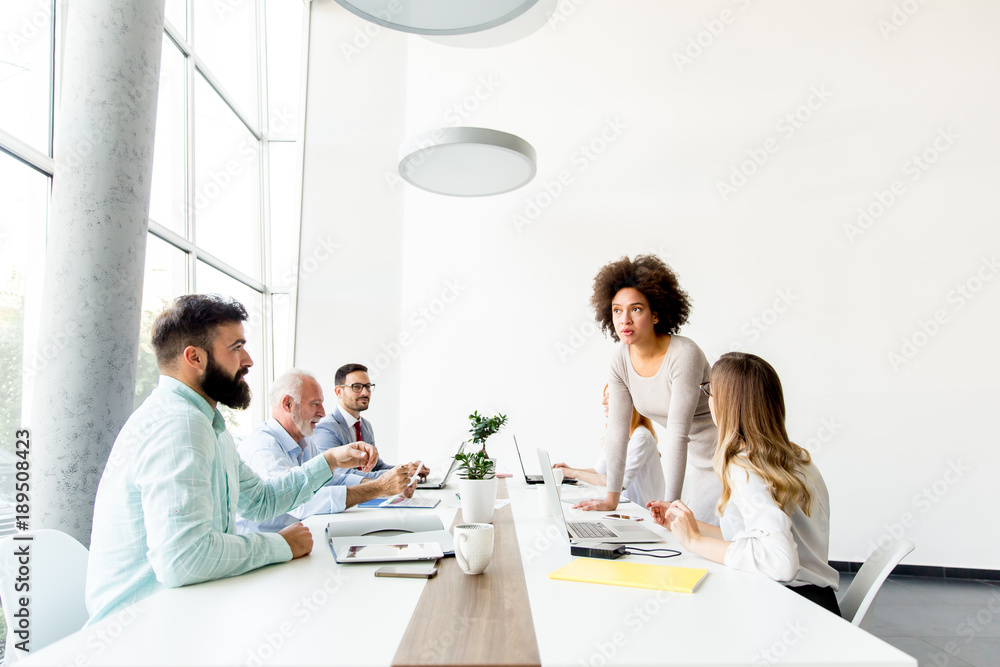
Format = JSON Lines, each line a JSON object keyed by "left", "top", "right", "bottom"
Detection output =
{"left": 842, "top": 573, "right": 1000, "bottom": 667}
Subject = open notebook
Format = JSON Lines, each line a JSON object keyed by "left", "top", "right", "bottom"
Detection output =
{"left": 326, "top": 514, "right": 454, "bottom": 556}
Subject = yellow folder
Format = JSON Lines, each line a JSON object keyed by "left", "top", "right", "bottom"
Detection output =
{"left": 548, "top": 558, "right": 709, "bottom": 593}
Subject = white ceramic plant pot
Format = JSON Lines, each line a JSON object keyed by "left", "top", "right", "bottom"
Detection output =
{"left": 458, "top": 476, "right": 498, "bottom": 524}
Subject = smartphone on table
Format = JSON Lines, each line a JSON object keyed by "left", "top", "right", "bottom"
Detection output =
{"left": 374, "top": 566, "right": 438, "bottom": 579}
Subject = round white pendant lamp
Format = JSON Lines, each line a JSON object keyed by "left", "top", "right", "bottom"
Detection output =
{"left": 333, "top": 0, "right": 538, "bottom": 36}
{"left": 422, "top": 0, "right": 557, "bottom": 48}
{"left": 398, "top": 127, "right": 537, "bottom": 197}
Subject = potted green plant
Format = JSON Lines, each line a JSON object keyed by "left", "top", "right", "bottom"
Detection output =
{"left": 454, "top": 412, "right": 507, "bottom": 523}
{"left": 467, "top": 411, "right": 508, "bottom": 458}
{"left": 453, "top": 449, "right": 496, "bottom": 481}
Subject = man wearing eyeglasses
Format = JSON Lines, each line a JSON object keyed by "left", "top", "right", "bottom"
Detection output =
{"left": 312, "top": 363, "right": 430, "bottom": 480}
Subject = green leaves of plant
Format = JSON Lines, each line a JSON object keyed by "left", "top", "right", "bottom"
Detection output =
{"left": 468, "top": 411, "right": 508, "bottom": 447}
{"left": 453, "top": 450, "right": 496, "bottom": 480}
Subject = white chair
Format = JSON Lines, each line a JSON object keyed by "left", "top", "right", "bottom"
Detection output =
{"left": 0, "top": 529, "right": 90, "bottom": 662}
{"left": 838, "top": 538, "right": 915, "bottom": 630}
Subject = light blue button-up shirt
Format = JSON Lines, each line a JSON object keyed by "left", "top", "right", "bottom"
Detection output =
{"left": 86, "top": 376, "right": 334, "bottom": 625}
{"left": 236, "top": 418, "right": 360, "bottom": 532}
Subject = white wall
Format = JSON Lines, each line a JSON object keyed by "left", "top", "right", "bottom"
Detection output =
{"left": 296, "top": 2, "right": 408, "bottom": 447}
{"left": 301, "top": 1, "right": 1000, "bottom": 569}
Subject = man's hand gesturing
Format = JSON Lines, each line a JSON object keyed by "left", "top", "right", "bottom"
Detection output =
{"left": 325, "top": 442, "right": 379, "bottom": 472}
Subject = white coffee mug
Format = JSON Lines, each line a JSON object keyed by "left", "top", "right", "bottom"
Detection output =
{"left": 453, "top": 523, "right": 494, "bottom": 575}
{"left": 551, "top": 468, "right": 564, "bottom": 485}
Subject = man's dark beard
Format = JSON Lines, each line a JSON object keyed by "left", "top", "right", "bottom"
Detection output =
{"left": 202, "top": 352, "right": 252, "bottom": 410}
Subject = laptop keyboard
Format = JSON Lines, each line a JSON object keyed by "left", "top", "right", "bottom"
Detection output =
{"left": 568, "top": 522, "right": 617, "bottom": 539}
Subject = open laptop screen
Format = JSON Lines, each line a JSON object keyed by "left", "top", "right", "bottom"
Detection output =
{"left": 536, "top": 447, "right": 571, "bottom": 536}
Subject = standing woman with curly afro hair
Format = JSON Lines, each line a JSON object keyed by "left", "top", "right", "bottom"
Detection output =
{"left": 575, "top": 255, "right": 721, "bottom": 524}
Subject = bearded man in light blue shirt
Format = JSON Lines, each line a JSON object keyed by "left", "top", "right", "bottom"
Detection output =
{"left": 86, "top": 295, "right": 378, "bottom": 624}
{"left": 236, "top": 370, "right": 415, "bottom": 533}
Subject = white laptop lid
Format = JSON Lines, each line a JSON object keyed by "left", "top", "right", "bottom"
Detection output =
{"left": 513, "top": 434, "right": 534, "bottom": 477}
{"left": 419, "top": 441, "right": 466, "bottom": 487}
{"left": 536, "top": 447, "right": 574, "bottom": 540}
{"left": 439, "top": 440, "right": 466, "bottom": 482}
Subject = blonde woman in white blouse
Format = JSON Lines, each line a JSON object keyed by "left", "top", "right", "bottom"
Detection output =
{"left": 553, "top": 385, "right": 665, "bottom": 508}
{"left": 648, "top": 352, "right": 841, "bottom": 616}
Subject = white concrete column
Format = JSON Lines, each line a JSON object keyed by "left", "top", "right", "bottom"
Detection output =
{"left": 30, "top": 0, "right": 165, "bottom": 545}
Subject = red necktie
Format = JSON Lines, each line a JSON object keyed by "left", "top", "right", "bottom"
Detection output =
{"left": 354, "top": 421, "right": 364, "bottom": 470}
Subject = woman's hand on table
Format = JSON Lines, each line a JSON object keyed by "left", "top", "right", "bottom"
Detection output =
{"left": 573, "top": 497, "right": 618, "bottom": 512}
{"left": 552, "top": 462, "right": 579, "bottom": 479}
{"left": 650, "top": 499, "right": 702, "bottom": 550}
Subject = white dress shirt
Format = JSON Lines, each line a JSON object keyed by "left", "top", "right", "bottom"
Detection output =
{"left": 336, "top": 405, "right": 385, "bottom": 480}
{"left": 720, "top": 456, "right": 839, "bottom": 590}
{"left": 595, "top": 426, "right": 665, "bottom": 507}
{"left": 236, "top": 418, "right": 349, "bottom": 532}
{"left": 339, "top": 404, "right": 360, "bottom": 435}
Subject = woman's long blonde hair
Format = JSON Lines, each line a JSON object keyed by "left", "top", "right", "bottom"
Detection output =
{"left": 711, "top": 353, "right": 811, "bottom": 517}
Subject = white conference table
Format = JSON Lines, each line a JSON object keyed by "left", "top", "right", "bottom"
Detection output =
{"left": 23, "top": 479, "right": 915, "bottom": 667}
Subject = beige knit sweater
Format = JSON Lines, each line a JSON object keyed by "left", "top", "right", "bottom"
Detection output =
{"left": 605, "top": 335, "right": 722, "bottom": 524}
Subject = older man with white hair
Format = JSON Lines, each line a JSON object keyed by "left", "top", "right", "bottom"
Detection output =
{"left": 237, "top": 369, "right": 414, "bottom": 533}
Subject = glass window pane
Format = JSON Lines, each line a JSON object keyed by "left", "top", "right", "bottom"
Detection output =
{"left": 195, "top": 261, "right": 264, "bottom": 437}
{"left": 0, "top": 1, "right": 54, "bottom": 153}
{"left": 193, "top": 0, "right": 258, "bottom": 121}
{"left": 0, "top": 150, "right": 47, "bottom": 449}
{"left": 264, "top": 0, "right": 302, "bottom": 136}
{"left": 149, "top": 38, "right": 186, "bottom": 235}
{"left": 194, "top": 73, "right": 261, "bottom": 280}
{"left": 271, "top": 292, "right": 292, "bottom": 378}
{"left": 135, "top": 236, "right": 188, "bottom": 408}
{"left": 267, "top": 141, "right": 301, "bottom": 290}
{"left": 164, "top": 0, "right": 186, "bottom": 39}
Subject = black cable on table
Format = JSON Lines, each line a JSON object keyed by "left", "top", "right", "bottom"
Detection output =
{"left": 624, "top": 547, "right": 682, "bottom": 559}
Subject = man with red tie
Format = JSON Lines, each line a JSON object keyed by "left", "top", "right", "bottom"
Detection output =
{"left": 312, "top": 363, "right": 429, "bottom": 480}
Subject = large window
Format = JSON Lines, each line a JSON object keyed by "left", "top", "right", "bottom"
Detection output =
{"left": 0, "top": 152, "right": 48, "bottom": 440}
{"left": 0, "top": 0, "right": 54, "bottom": 156}
{"left": 0, "top": 0, "right": 58, "bottom": 652}
{"left": 149, "top": 36, "right": 186, "bottom": 235}
{"left": 1, "top": 0, "right": 307, "bottom": 447}
{"left": 136, "top": 0, "right": 307, "bottom": 437}
{"left": 0, "top": 0, "right": 56, "bottom": 455}
{"left": 0, "top": 1, "right": 306, "bottom": 651}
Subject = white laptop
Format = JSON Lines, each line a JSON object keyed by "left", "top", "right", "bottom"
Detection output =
{"left": 536, "top": 448, "right": 662, "bottom": 544}
{"left": 416, "top": 441, "right": 466, "bottom": 489}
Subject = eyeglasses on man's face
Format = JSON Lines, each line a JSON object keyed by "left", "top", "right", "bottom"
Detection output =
{"left": 699, "top": 381, "right": 711, "bottom": 398}
{"left": 340, "top": 383, "right": 375, "bottom": 393}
